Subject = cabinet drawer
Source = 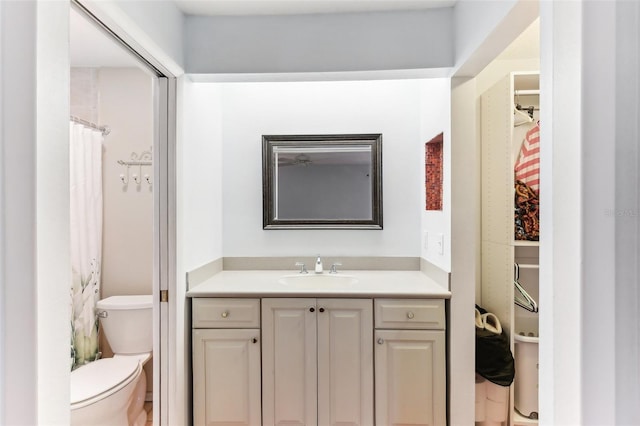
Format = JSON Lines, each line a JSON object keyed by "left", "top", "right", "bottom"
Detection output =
{"left": 374, "top": 299, "right": 445, "bottom": 330}
{"left": 192, "top": 298, "right": 260, "bottom": 328}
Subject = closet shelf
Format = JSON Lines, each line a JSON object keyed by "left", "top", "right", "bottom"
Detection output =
{"left": 513, "top": 240, "right": 539, "bottom": 247}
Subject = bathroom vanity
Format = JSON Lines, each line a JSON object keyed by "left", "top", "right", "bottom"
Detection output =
{"left": 188, "top": 270, "right": 450, "bottom": 426}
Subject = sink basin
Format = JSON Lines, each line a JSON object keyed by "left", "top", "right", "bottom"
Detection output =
{"left": 278, "top": 274, "right": 359, "bottom": 288}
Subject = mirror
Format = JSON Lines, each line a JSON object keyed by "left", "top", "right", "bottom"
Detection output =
{"left": 262, "top": 134, "right": 382, "bottom": 229}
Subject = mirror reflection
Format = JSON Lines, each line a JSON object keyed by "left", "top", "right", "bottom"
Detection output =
{"left": 262, "top": 134, "right": 382, "bottom": 229}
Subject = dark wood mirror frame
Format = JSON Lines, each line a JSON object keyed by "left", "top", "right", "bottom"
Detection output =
{"left": 262, "top": 134, "right": 383, "bottom": 230}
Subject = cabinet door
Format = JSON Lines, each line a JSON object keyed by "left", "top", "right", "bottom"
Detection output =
{"left": 375, "top": 330, "right": 446, "bottom": 426}
{"left": 262, "top": 298, "right": 317, "bottom": 426}
{"left": 192, "top": 329, "right": 261, "bottom": 426}
{"left": 317, "top": 299, "right": 373, "bottom": 426}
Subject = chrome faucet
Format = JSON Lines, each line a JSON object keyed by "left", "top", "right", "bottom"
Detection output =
{"left": 329, "top": 262, "right": 342, "bottom": 274}
{"left": 295, "top": 262, "right": 308, "bottom": 274}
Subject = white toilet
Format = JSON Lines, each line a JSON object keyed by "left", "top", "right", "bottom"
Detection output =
{"left": 71, "top": 295, "right": 152, "bottom": 426}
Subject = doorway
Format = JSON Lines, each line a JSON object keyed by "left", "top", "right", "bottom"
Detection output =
{"left": 69, "top": 3, "right": 175, "bottom": 424}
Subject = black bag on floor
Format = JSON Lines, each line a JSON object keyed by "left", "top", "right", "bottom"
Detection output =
{"left": 476, "top": 305, "right": 515, "bottom": 386}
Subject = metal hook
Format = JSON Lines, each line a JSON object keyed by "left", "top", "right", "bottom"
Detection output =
{"left": 120, "top": 165, "right": 130, "bottom": 185}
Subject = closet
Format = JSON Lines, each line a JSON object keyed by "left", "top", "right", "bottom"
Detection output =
{"left": 481, "top": 72, "right": 540, "bottom": 426}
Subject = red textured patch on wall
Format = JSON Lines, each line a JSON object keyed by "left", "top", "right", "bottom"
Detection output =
{"left": 425, "top": 132, "right": 443, "bottom": 211}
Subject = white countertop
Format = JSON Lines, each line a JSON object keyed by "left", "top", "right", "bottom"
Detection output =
{"left": 187, "top": 270, "right": 451, "bottom": 298}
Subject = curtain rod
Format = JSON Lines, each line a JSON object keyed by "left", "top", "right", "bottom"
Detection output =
{"left": 70, "top": 116, "right": 111, "bottom": 136}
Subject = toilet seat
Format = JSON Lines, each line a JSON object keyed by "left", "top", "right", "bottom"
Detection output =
{"left": 71, "top": 357, "right": 141, "bottom": 409}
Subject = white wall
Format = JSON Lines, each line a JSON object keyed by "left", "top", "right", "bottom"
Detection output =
{"left": 420, "top": 79, "right": 451, "bottom": 271}
{"left": 1, "top": 1, "right": 70, "bottom": 424}
{"left": 612, "top": 3, "right": 640, "bottom": 423}
{"left": 449, "top": 76, "right": 480, "bottom": 426}
{"left": 99, "top": 68, "right": 154, "bottom": 298}
{"left": 206, "top": 79, "right": 449, "bottom": 257}
{"left": 176, "top": 77, "right": 224, "bottom": 426}
{"left": 539, "top": 1, "right": 640, "bottom": 424}
{"left": 179, "top": 80, "right": 224, "bottom": 270}
{"left": 186, "top": 9, "right": 453, "bottom": 75}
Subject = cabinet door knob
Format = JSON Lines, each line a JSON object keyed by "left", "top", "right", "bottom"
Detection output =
{"left": 407, "top": 311, "right": 414, "bottom": 319}
{"left": 309, "top": 307, "right": 315, "bottom": 312}
{"left": 221, "top": 311, "right": 229, "bottom": 318}
{"left": 319, "top": 307, "right": 325, "bottom": 313}
{"left": 377, "top": 338, "right": 384, "bottom": 345}
{"left": 252, "top": 338, "right": 258, "bottom": 344}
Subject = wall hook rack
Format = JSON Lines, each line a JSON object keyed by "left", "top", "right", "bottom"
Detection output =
{"left": 117, "top": 148, "right": 153, "bottom": 188}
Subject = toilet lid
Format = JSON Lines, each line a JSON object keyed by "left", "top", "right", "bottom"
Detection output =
{"left": 96, "top": 295, "right": 152, "bottom": 310}
{"left": 70, "top": 357, "right": 140, "bottom": 405}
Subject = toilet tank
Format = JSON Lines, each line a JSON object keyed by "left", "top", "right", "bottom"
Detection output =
{"left": 96, "top": 295, "right": 152, "bottom": 354}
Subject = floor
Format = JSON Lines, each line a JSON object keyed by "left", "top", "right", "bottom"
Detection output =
{"left": 144, "top": 402, "right": 153, "bottom": 426}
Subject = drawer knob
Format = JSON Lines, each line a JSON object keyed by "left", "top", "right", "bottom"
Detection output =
{"left": 309, "top": 307, "right": 315, "bottom": 313}
{"left": 407, "top": 311, "right": 415, "bottom": 319}
{"left": 319, "top": 307, "right": 325, "bottom": 313}
{"left": 252, "top": 338, "right": 258, "bottom": 344}
{"left": 221, "top": 311, "right": 229, "bottom": 318}
{"left": 377, "top": 338, "right": 384, "bottom": 345}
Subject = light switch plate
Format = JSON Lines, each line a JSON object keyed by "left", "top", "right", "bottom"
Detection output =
{"left": 436, "top": 233, "right": 444, "bottom": 255}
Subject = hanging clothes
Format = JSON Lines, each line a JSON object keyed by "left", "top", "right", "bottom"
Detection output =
{"left": 514, "top": 123, "right": 540, "bottom": 194}
{"left": 514, "top": 180, "right": 539, "bottom": 241}
{"left": 514, "top": 123, "right": 540, "bottom": 241}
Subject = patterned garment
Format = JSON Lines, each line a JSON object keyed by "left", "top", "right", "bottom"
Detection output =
{"left": 514, "top": 180, "right": 539, "bottom": 241}
{"left": 514, "top": 124, "right": 540, "bottom": 194}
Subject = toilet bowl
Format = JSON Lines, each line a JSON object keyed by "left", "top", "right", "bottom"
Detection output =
{"left": 70, "top": 295, "right": 152, "bottom": 426}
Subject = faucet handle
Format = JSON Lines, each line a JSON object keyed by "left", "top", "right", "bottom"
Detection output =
{"left": 295, "top": 262, "right": 308, "bottom": 274}
{"left": 329, "top": 262, "right": 342, "bottom": 274}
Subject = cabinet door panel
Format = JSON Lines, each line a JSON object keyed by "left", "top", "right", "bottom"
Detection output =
{"left": 192, "top": 329, "right": 261, "bottom": 426}
{"left": 317, "top": 299, "right": 373, "bottom": 426}
{"left": 262, "top": 298, "right": 317, "bottom": 426}
{"left": 375, "top": 330, "right": 446, "bottom": 426}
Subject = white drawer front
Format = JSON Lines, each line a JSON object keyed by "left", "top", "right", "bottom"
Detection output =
{"left": 193, "top": 298, "right": 260, "bottom": 328}
{"left": 374, "top": 299, "right": 445, "bottom": 330}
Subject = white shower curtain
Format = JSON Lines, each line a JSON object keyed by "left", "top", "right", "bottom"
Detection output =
{"left": 70, "top": 122, "right": 103, "bottom": 370}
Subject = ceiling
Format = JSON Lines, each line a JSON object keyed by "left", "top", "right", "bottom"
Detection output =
{"left": 173, "top": 0, "right": 458, "bottom": 16}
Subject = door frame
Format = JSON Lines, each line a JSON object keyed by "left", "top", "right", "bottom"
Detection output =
{"left": 71, "top": 2, "right": 177, "bottom": 424}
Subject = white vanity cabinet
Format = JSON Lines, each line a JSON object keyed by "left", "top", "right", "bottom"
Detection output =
{"left": 192, "top": 298, "right": 262, "bottom": 426}
{"left": 374, "top": 299, "right": 447, "bottom": 426}
{"left": 191, "top": 294, "right": 447, "bottom": 426}
{"left": 261, "top": 298, "right": 374, "bottom": 426}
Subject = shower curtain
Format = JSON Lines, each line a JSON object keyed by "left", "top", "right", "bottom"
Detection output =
{"left": 70, "top": 122, "right": 103, "bottom": 370}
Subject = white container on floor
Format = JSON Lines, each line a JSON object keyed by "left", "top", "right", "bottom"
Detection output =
{"left": 514, "top": 333, "right": 539, "bottom": 419}
{"left": 475, "top": 374, "right": 509, "bottom": 426}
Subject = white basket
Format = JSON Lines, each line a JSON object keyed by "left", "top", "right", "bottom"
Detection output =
{"left": 514, "top": 333, "right": 539, "bottom": 419}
